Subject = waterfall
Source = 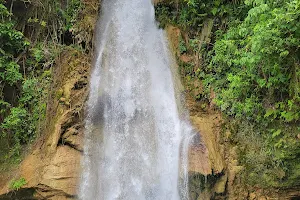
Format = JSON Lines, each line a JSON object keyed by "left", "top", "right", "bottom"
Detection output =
{"left": 79, "top": 0, "right": 193, "bottom": 199}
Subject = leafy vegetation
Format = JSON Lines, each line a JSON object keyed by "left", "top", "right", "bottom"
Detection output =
{"left": 155, "top": 0, "right": 300, "bottom": 188}
{"left": 9, "top": 177, "right": 27, "bottom": 190}
{"left": 155, "top": 0, "right": 247, "bottom": 32}
{"left": 210, "top": 0, "right": 300, "bottom": 123}
{"left": 0, "top": 0, "right": 86, "bottom": 167}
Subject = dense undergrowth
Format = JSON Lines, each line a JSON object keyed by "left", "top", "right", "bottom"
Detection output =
{"left": 155, "top": 0, "right": 300, "bottom": 188}
{"left": 0, "top": 0, "right": 96, "bottom": 170}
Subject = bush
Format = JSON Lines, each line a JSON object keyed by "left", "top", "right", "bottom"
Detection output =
{"left": 209, "top": 0, "right": 300, "bottom": 124}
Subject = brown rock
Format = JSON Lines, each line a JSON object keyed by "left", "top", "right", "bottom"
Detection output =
{"left": 62, "top": 126, "right": 84, "bottom": 152}
{"left": 20, "top": 149, "right": 44, "bottom": 187}
{"left": 189, "top": 141, "right": 211, "bottom": 175}
{"left": 189, "top": 114, "right": 224, "bottom": 174}
{"left": 41, "top": 146, "right": 81, "bottom": 196}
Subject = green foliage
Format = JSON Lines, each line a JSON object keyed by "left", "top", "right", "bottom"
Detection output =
{"left": 209, "top": 0, "right": 300, "bottom": 123}
{"left": 60, "top": 0, "right": 83, "bottom": 31}
{"left": 0, "top": 59, "right": 22, "bottom": 85}
{"left": 12, "top": 0, "right": 84, "bottom": 45}
{"left": 179, "top": 35, "right": 187, "bottom": 54}
{"left": 1, "top": 107, "right": 29, "bottom": 140}
{"left": 0, "top": 1, "right": 51, "bottom": 163}
{"left": 0, "top": 2, "right": 26, "bottom": 87}
{"left": 9, "top": 177, "right": 27, "bottom": 190}
{"left": 0, "top": 3, "right": 27, "bottom": 158}
{"left": 230, "top": 120, "right": 300, "bottom": 187}
{"left": 0, "top": 76, "right": 49, "bottom": 158}
{"left": 209, "top": 0, "right": 300, "bottom": 187}
{"left": 0, "top": 0, "right": 89, "bottom": 171}
{"left": 155, "top": 0, "right": 300, "bottom": 189}
{"left": 27, "top": 42, "right": 64, "bottom": 71}
{"left": 1, "top": 76, "right": 50, "bottom": 160}
{"left": 155, "top": 0, "right": 247, "bottom": 32}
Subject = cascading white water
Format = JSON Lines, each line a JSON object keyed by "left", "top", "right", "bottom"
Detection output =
{"left": 79, "top": 0, "right": 193, "bottom": 199}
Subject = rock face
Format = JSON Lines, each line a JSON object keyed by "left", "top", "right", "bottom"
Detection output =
{"left": 189, "top": 113, "right": 224, "bottom": 175}
{"left": 187, "top": 99, "right": 227, "bottom": 200}
{"left": 165, "top": 24, "right": 227, "bottom": 199}
{"left": 0, "top": 50, "right": 90, "bottom": 200}
{"left": 40, "top": 146, "right": 81, "bottom": 196}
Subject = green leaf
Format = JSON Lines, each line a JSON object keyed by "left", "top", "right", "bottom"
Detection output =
{"left": 272, "top": 129, "right": 281, "bottom": 138}
{"left": 40, "top": 20, "right": 47, "bottom": 27}
{"left": 211, "top": 7, "right": 218, "bottom": 16}
{"left": 279, "top": 50, "right": 289, "bottom": 57}
{"left": 264, "top": 109, "right": 275, "bottom": 118}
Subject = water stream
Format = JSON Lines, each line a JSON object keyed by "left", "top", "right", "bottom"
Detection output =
{"left": 79, "top": 0, "right": 193, "bottom": 199}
